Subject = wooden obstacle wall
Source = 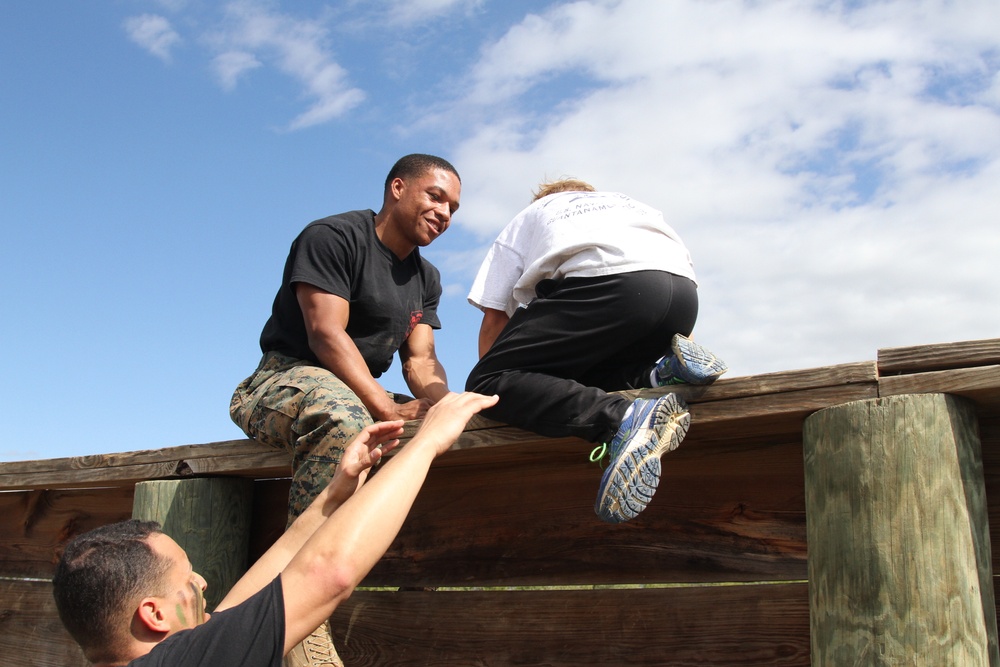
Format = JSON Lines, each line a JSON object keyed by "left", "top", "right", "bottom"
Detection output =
{"left": 1, "top": 338, "right": 999, "bottom": 666}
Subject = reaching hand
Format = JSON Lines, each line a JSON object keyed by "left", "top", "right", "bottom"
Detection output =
{"left": 410, "top": 391, "right": 500, "bottom": 457}
{"left": 326, "top": 420, "right": 404, "bottom": 505}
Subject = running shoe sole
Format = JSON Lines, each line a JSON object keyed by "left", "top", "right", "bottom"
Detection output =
{"left": 667, "top": 334, "right": 728, "bottom": 385}
{"left": 594, "top": 393, "right": 691, "bottom": 523}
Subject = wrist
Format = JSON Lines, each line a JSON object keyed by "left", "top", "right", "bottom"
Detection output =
{"left": 363, "top": 388, "right": 398, "bottom": 420}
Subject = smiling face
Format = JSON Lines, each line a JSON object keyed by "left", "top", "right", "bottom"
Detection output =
{"left": 384, "top": 167, "right": 461, "bottom": 253}
{"left": 147, "top": 533, "right": 210, "bottom": 633}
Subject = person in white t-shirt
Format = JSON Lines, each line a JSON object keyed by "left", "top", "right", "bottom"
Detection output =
{"left": 466, "top": 178, "right": 727, "bottom": 524}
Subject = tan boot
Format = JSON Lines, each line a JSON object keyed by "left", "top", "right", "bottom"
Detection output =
{"left": 284, "top": 620, "right": 344, "bottom": 667}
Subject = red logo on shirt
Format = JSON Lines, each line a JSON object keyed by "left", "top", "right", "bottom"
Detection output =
{"left": 406, "top": 310, "right": 424, "bottom": 338}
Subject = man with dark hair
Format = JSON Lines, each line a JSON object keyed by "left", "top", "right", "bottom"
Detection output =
{"left": 54, "top": 520, "right": 172, "bottom": 663}
{"left": 54, "top": 391, "right": 498, "bottom": 667}
{"left": 229, "top": 153, "right": 460, "bottom": 665}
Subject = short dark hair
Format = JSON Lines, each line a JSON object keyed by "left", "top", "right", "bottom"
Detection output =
{"left": 52, "top": 520, "right": 171, "bottom": 662}
{"left": 383, "top": 153, "right": 460, "bottom": 194}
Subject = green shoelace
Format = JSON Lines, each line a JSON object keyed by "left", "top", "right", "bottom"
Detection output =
{"left": 589, "top": 443, "right": 608, "bottom": 468}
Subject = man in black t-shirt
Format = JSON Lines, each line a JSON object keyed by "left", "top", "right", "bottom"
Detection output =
{"left": 53, "top": 392, "right": 497, "bottom": 667}
{"left": 229, "top": 153, "right": 461, "bottom": 666}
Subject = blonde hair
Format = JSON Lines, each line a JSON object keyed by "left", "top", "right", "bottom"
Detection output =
{"left": 531, "top": 178, "right": 596, "bottom": 202}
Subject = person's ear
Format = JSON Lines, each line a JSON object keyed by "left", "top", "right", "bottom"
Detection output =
{"left": 389, "top": 177, "right": 405, "bottom": 202}
{"left": 136, "top": 597, "right": 170, "bottom": 633}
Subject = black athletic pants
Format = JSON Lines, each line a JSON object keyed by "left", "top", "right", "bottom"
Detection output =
{"left": 465, "top": 270, "right": 698, "bottom": 444}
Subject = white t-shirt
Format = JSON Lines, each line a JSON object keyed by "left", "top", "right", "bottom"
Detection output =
{"left": 468, "top": 191, "right": 696, "bottom": 317}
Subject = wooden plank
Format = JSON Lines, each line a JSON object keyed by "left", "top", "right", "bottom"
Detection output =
{"left": 0, "top": 461, "right": 189, "bottom": 492}
{"left": 14, "top": 578, "right": 1000, "bottom": 667}
{"left": 0, "top": 438, "right": 270, "bottom": 474}
{"left": 400, "top": 381, "right": 879, "bottom": 455}
{"left": 683, "top": 382, "right": 878, "bottom": 442}
{"left": 0, "top": 487, "right": 134, "bottom": 578}
{"left": 362, "top": 435, "right": 807, "bottom": 587}
{"left": 307, "top": 429, "right": 806, "bottom": 586}
{"left": 426, "top": 362, "right": 876, "bottom": 432}
{"left": 0, "top": 452, "right": 291, "bottom": 492}
{"left": 878, "top": 365, "right": 1000, "bottom": 412}
{"left": 0, "top": 582, "right": 809, "bottom": 667}
{"left": 0, "top": 362, "right": 876, "bottom": 492}
{"left": 668, "top": 361, "right": 876, "bottom": 402}
{"left": 1, "top": 436, "right": 807, "bottom": 587}
{"left": 878, "top": 337, "right": 1000, "bottom": 375}
{"left": 178, "top": 450, "right": 289, "bottom": 479}
{"left": 7, "top": 437, "right": 798, "bottom": 588}
{"left": 0, "top": 579, "right": 89, "bottom": 667}
{"left": 331, "top": 584, "right": 810, "bottom": 667}
{"left": 0, "top": 438, "right": 290, "bottom": 491}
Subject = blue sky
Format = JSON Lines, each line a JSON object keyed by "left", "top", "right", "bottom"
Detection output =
{"left": 2, "top": 0, "right": 999, "bottom": 462}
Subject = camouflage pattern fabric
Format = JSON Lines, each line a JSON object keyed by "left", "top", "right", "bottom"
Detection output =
{"left": 231, "top": 352, "right": 381, "bottom": 525}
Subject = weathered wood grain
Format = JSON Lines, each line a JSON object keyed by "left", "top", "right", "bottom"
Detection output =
{"left": 804, "top": 394, "right": 998, "bottom": 665}
{"left": 0, "top": 438, "right": 269, "bottom": 474}
{"left": 331, "top": 584, "right": 811, "bottom": 667}
{"left": 0, "top": 579, "right": 89, "bottom": 667}
{"left": 360, "top": 435, "right": 807, "bottom": 587}
{"left": 0, "top": 487, "right": 134, "bottom": 578}
{"left": 0, "top": 361, "right": 880, "bottom": 491}
{"left": 402, "top": 375, "right": 880, "bottom": 453}
{"left": 0, "top": 440, "right": 290, "bottom": 491}
{"left": 878, "top": 364, "right": 1000, "bottom": 409}
{"left": 878, "top": 338, "right": 1000, "bottom": 375}
{"left": 133, "top": 478, "right": 254, "bottom": 611}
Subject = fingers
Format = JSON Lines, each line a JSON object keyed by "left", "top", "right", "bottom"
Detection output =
{"left": 413, "top": 391, "right": 499, "bottom": 455}
{"left": 429, "top": 391, "right": 499, "bottom": 416}
{"left": 376, "top": 439, "right": 401, "bottom": 457}
{"left": 358, "top": 420, "right": 405, "bottom": 448}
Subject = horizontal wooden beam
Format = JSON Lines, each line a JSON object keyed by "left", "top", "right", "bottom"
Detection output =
{"left": 878, "top": 365, "right": 1000, "bottom": 411}
{"left": 878, "top": 338, "right": 1000, "bottom": 375}
{"left": 331, "top": 584, "right": 811, "bottom": 667}
{"left": 0, "top": 362, "right": 879, "bottom": 491}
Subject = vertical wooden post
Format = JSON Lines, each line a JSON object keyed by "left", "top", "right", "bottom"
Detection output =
{"left": 803, "top": 393, "right": 998, "bottom": 666}
{"left": 133, "top": 477, "right": 254, "bottom": 611}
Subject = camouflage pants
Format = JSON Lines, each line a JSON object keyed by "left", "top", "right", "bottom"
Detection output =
{"left": 230, "top": 352, "right": 383, "bottom": 525}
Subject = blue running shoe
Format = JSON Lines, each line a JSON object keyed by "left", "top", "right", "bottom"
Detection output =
{"left": 653, "top": 334, "right": 728, "bottom": 386}
{"left": 594, "top": 393, "right": 690, "bottom": 523}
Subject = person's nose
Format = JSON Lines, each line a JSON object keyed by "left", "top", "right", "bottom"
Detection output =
{"left": 436, "top": 203, "right": 453, "bottom": 228}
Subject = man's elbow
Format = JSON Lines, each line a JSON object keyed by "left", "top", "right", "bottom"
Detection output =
{"left": 300, "top": 554, "right": 362, "bottom": 604}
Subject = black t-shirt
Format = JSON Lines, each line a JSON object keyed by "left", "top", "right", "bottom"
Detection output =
{"left": 130, "top": 577, "right": 284, "bottom": 667}
{"left": 259, "top": 210, "right": 443, "bottom": 377}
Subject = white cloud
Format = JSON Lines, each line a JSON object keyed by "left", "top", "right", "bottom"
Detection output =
{"left": 212, "top": 50, "right": 262, "bottom": 91}
{"left": 381, "top": 0, "right": 484, "bottom": 25}
{"left": 208, "top": 1, "right": 365, "bottom": 129}
{"left": 438, "top": 0, "right": 1000, "bottom": 375}
{"left": 123, "top": 14, "right": 182, "bottom": 63}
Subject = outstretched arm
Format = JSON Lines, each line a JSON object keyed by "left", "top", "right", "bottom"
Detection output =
{"left": 214, "top": 420, "right": 404, "bottom": 613}
{"left": 278, "top": 391, "right": 499, "bottom": 654}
